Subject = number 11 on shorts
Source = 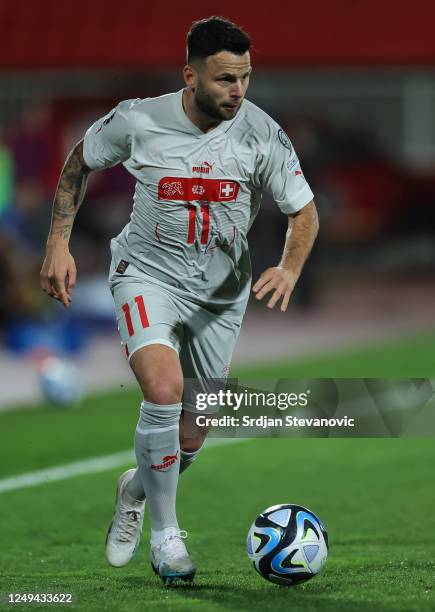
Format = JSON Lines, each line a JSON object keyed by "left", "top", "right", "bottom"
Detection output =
{"left": 122, "top": 295, "right": 149, "bottom": 337}
{"left": 187, "top": 204, "right": 210, "bottom": 245}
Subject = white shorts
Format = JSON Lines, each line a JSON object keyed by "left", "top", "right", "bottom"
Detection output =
{"left": 109, "top": 261, "right": 246, "bottom": 413}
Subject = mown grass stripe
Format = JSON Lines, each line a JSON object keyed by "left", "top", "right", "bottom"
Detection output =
{"left": 0, "top": 438, "right": 241, "bottom": 494}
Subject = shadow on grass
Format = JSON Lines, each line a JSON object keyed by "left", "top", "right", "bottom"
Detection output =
{"left": 170, "top": 584, "right": 398, "bottom": 612}
{"left": 147, "top": 569, "right": 401, "bottom": 612}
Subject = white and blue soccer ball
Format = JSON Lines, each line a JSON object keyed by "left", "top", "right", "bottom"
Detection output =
{"left": 247, "top": 503, "right": 328, "bottom": 586}
{"left": 39, "top": 357, "right": 83, "bottom": 407}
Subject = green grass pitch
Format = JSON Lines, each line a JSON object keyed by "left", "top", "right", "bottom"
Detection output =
{"left": 0, "top": 331, "right": 434, "bottom": 611}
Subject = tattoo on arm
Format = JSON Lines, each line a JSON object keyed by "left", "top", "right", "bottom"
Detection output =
{"left": 49, "top": 140, "right": 91, "bottom": 242}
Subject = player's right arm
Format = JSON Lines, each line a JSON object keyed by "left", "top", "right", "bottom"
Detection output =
{"left": 40, "top": 100, "right": 135, "bottom": 307}
{"left": 40, "top": 140, "right": 91, "bottom": 308}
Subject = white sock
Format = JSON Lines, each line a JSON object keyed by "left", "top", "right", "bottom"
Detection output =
{"left": 151, "top": 525, "right": 181, "bottom": 547}
{"left": 124, "top": 469, "right": 146, "bottom": 501}
{"left": 134, "top": 399, "right": 182, "bottom": 532}
{"left": 179, "top": 447, "right": 202, "bottom": 474}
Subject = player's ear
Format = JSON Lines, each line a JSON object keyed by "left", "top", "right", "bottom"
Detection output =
{"left": 183, "top": 64, "right": 197, "bottom": 92}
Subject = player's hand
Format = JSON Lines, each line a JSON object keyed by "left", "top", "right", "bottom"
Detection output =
{"left": 40, "top": 243, "right": 77, "bottom": 308}
{"left": 252, "top": 266, "right": 297, "bottom": 312}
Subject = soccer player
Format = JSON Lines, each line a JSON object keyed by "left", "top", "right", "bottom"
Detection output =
{"left": 40, "top": 17, "right": 318, "bottom": 584}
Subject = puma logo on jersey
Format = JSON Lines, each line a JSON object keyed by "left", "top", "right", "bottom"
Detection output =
{"left": 150, "top": 451, "right": 179, "bottom": 471}
{"left": 192, "top": 161, "right": 213, "bottom": 174}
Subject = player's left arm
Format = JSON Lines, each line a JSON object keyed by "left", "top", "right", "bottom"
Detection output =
{"left": 252, "top": 199, "right": 319, "bottom": 312}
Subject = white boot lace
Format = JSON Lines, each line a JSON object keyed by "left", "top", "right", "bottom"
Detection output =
{"left": 157, "top": 530, "right": 188, "bottom": 557}
{"left": 115, "top": 507, "right": 142, "bottom": 543}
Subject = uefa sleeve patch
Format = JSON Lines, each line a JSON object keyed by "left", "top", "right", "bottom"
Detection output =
{"left": 278, "top": 129, "right": 293, "bottom": 154}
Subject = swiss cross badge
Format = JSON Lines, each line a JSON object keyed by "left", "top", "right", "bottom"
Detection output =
{"left": 219, "top": 181, "right": 236, "bottom": 199}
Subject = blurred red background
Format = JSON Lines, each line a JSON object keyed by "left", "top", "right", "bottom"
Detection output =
{"left": 2, "top": 1, "right": 435, "bottom": 68}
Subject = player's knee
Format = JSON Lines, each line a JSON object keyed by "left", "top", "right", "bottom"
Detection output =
{"left": 144, "top": 378, "right": 183, "bottom": 405}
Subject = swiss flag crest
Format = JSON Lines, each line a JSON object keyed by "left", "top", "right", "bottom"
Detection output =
{"left": 219, "top": 181, "right": 237, "bottom": 200}
{"left": 158, "top": 177, "right": 239, "bottom": 202}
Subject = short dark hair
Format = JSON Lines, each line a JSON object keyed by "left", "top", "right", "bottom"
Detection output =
{"left": 187, "top": 16, "right": 251, "bottom": 63}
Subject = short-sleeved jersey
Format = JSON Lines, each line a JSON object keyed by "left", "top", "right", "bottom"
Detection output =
{"left": 83, "top": 90, "right": 314, "bottom": 307}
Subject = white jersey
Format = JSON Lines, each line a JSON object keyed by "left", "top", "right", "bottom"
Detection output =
{"left": 83, "top": 89, "right": 314, "bottom": 307}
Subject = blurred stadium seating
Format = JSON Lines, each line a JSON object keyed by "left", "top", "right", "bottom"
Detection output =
{"left": 1, "top": 1, "right": 434, "bottom": 403}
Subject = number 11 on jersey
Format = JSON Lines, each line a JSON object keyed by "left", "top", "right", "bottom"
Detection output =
{"left": 187, "top": 204, "right": 210, "bottom": 245}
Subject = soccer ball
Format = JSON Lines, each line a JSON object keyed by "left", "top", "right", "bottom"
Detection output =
{"left": 246, "top": 503, "right": 328, "bottom": 586}
{"left": 39, "top": 357, "right": 83, "bottom": 407}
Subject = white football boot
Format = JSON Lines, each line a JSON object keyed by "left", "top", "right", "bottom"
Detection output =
{"left": 105, "top": 469, "right": 145, "bottom": 567}
{"left": 151, "top": 528, "right": 196, "bottom": 585}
